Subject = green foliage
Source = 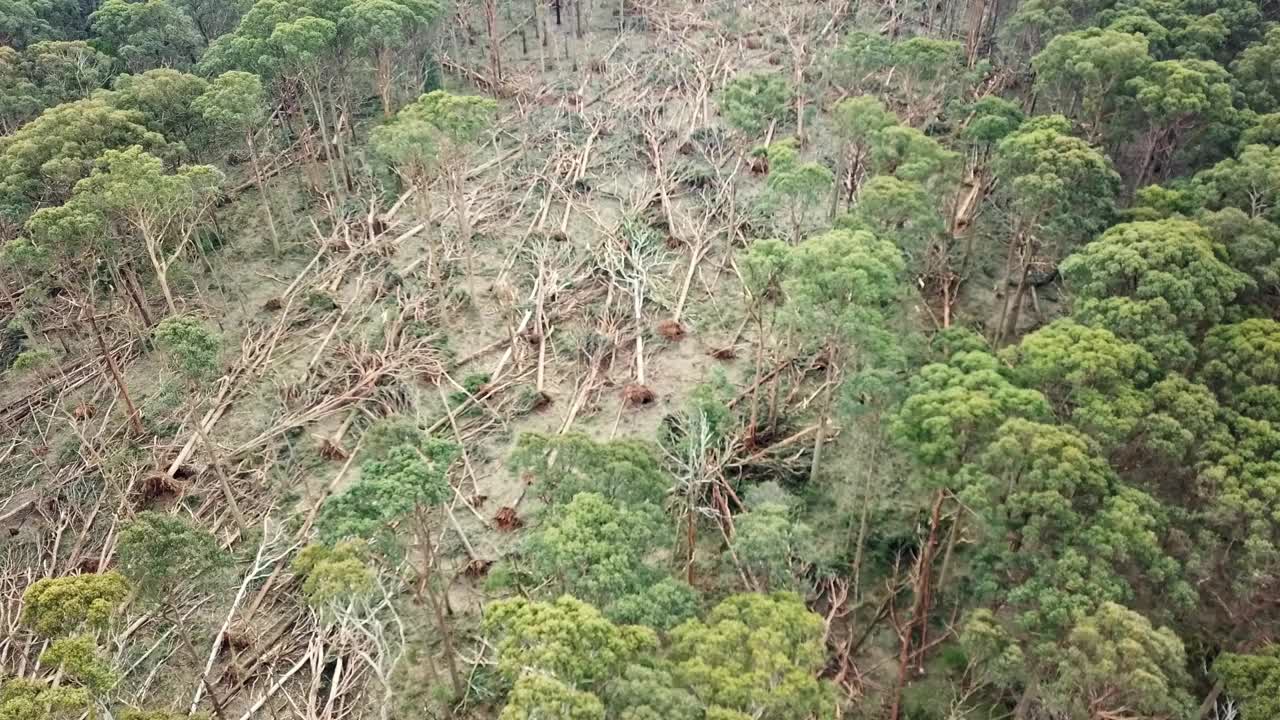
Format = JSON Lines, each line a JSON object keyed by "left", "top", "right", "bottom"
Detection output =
{"left": 509, "top": 433, "right": 668, "bottom": 508}
{"left": 526, "top": 492, "right": 663, "bottom": 609}
{"left": 668, "top": 592, "right": 833, "bottom": 720}
{"left": 1001, "top": 319, "right": 1156, "bottom": 446}
{"left": 762, "top": 140, "right": 832, "bottom": 242}
{"left": 1199, "top": 208, "right": 1280, "bottom": 301}
{"left": 1042, "top": 602, "right": 1192, "bottom": 720}
{"left": 116, "top": 511, "right": 230, "bottom": 607}
{"left": 0, "top": 97, "right": 166, "bottom": 223}
{"left": 1032, "top": 28, "right": 1152, "bottom": 133}
{"left": 603, "top": 578, "right": 699, "bottom": 632}
{"left": 781, "top": 228, "right": 904, "bottom": 362}
{"left": 192, "top": 70, "right": 266, "bottom": 139}
{"left": 153, "top": 315, "right": 220, "bottom": 381}
{"left": 1130, "top": 58, "right": 1233, "bottom": 129}
{"left": 866, "top": 124, "right": 958, "bottom": 186}
{"left": 0, "top": 0, "right": 84, "bottom": 50}
{"left": 843, "top": 175, "right": 942, "bottom": 253}
{"left": 107, "top": 69, "right": 212, "bottom": 148}
{"left": 964, "top": 601, "right": 1191, "bottom": 719}
{"left": 21, "top": 571, "right": 129, "bottom": 637}
{"left": 1199, "top": 318, "right": 1280, "bottom": 408}
{"left": 317, "top": 439, "right": 458, "bottom": 544}
{"left": 966, "top": 419, "right": 1189, "bottom": 635}
{"left": 339, "top": 0, "right": 438, "bottom": 54}
{"left": 1061, "top": 219, "right": 1249, "bottom": 366}
{"left": 962, "top": 96, "right": 1025, "bottom": 145}
{"left": 1232, "top": 26, "right": 1280, "bottom": 113}
{"left": 39, "top": 635, "right": 115, "bottom": 693}
{"left": 371, "top": 89, "right": 496, "bottom": 182}
{"left": 1215, "top": 648, "right": 1280, "bottom": 720}
{"left": 0, "top": 678, "right": 91, "bottom": 720}
{"left": 603, "top": 664, "right": 701, "bottom": 720}
{"left": 730, "top": 498, "right": 816, "bottom": 591}
{"left": 892, "top": 350, "right": 1050, "bottom": 480}
{"left": 499, "top": 674, "right": 605, "bottom": 720}
{"left": 0, "top": 42, "right": 114, "bottom": 130}
{"left": 831, "top": 95, "right": 895, "bottom": 148}
{"left": 484, "top": 595, "right": 658, "bottom": 691}
{"left": 717, "top": 72, "right": 789, "bottom": 138}
{"left": 1195, "top": 144, "right": 1280, "bottom": 223}
{"left": 292, "top": 540, "right": 376, "bottom": 607}
{"left": 992, "top": 114, "right": 1119, "bottom": 248}
{"left": 90, "top": 0, "right": 204, "bottom": 72}
{"left": 10, "top": 346, "right": 55, "bottom": 373}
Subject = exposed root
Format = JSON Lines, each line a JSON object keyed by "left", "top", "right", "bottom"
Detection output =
{"left": 657, "top": 319, "right": 685, "bottom": 340}
{"left": 623, "top": 383, "right": 656, "bottom": 405}
{"left": 316, "top": 438, "right": 349, "bottom": 461}
{"left": 493, "top": 507, "right": 523, "bottom": 531}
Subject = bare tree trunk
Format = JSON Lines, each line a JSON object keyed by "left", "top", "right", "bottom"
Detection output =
{"left": 121, "top": 263, "right": 154, "bottom": 326}
{"left": 87, "top": 305, "right": 144, "bottom": 435}
{"left": 993, "top": 232, "right": 1022, "bottom": 346}
{"left": 485, "top": 0, "right": 503, "bottom": 84}
{"left": 194, "top": 420, "right": 247, "bottom": 531}
{"left": 415, "top": 512, "right": 463, "bottom": 699}
{"left": 850, "top": 438, "right": 877, "bottom": 601}
{"left": 245, "top": 129, "right": 281, "bottom": 255}
{"left": 303, "top": 80, "right": 345, "bottom": 203}
{"left": 450, "top": 172, "right": 475, "bottom": 289}
{"left": 808, "top": 351, "right": 837, "bottom": 484}
{"left": 170, "top": 608, "right": 229, "bottom": 720}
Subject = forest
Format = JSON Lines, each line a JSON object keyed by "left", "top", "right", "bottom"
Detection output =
{"left": 2, "top": 0, "right": 1280, "bottom": 717}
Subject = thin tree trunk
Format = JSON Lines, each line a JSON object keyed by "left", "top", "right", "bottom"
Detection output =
{"left": 993, "top": 232, "right": 1022, "bottom": 346}
{"left": 451, "top": 174, "right": 475, "bottom": 289}
{"left": 194, "top": 420, "right": 247, "bottom": 531}
{"left": 850, "top": 438, "right": 878, "bottom": 601}
{"left": 304, "top": 80, "right": 345, "bottom": 203}
{"left": 415, "top": 512, "right": 463, "bottom": 699}
{"left": 748, "top": 313, "right": 765, "bottom": 436}
{"left": 121, "top": 263, "right": 154, "bottom": 326}
{"left": 245, "top": 130, "right": 281, "bottom": 255}
{"left": 808, "top": 351, "right": 837, "bottom": 484}
{"left": 171, "top": 609, "right": 229, "bottom": 720}
{"left": 87, "top": 304, "right": 144, "bottom": 435}
{"left": 485, "top": 0, "right": 503, "bottom": 84}
{"left": 1001, "top": 262, "right": 1032, "bottom": 344}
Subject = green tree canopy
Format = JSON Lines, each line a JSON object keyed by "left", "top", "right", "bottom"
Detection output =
{"left": 116, "top": 511, "right": 229, "bottom": 606}
{"left": 484, "top": 595, "right": 658, "bottom": 692}
{"left": 21, "top": 572, "right": 130, "bottom": 638}
{"left": 509, "top": 432, "right": 669, "bottom": 509}
{"left": 717, "top": 72, "right": 789, "bottom": 139}
{"left": 0, "top": 97, "right": 166, "bottom": 224}
{"left": 668, "top": 592, "right": 832, "bottom": 720}
{"left": 90, "top": 0, "right": 204, "bottom": 71}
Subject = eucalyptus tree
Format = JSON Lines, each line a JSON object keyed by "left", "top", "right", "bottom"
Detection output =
{"left": 339, "top": 0, "right": 439, "bottom": 116}
{"left": 45, "top": 145, "right": 223, "bottom": 315}
{"left": 1032, "top": 28, "right": 1152, "bottom": 141}
{"left": 107, "top": 69, "right": 212, "bottom": 155}
{"left": 990, "top": 115, "right": 1119, "bottom": 345}
{"left": 374, "top": 90, "right": 495, "bottom": 286}
{"left": 194, "top": 71, "right": 282, "bottom": 253}
{"left": 90, "top": 0, "right": 205, "bottom": 71}
{"left": 761, "top": 140, "right": 832, "bottom": 244}
{"left": 117, "top": 511, "right": 231, "bottom": 718}
{"left": 0, "top": 97, "right": 166, "bottom": 232}
{"left": 317, "top": 435, "right": 465, "bottom": 698}
{"left": 717, "top": 72, "right": 789, "bottom": 143}
{"left": 779, "top": 228, "right": 904, "bottom": 483}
